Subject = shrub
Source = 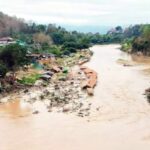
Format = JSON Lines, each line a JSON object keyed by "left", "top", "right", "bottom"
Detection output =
{"left": 47, "top": 46, "right": 62, "bottom": 57}
{"left": 0, "top": 63, "right": 8, "bottom": 77}
{"left": 62, "top": 42, "right": 77, "bottom": 53}
{"left": 0, "top": 44, "right": 27, "bottom": 70}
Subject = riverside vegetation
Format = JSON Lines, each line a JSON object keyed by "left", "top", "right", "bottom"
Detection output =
{"left": 0, "top": 11, "right": 150, "bottom": 106}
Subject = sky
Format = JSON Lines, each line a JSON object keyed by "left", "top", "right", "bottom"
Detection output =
{"left": 0, "top": 0, "right": 150, "bottom": 33}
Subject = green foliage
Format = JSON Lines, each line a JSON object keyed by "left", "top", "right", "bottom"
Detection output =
{"left": 18, "top": 74, "right": 41, "bottom": 85}
{"left": 78, "top": 37, "right": 90, "bottom": 49}
{"left": 121, "top": 43, "right": 132, "bottom": 52}
{"left": 62, "top": 41, "right": 77, "bottom": 53}
{"left": 121, "top": 38, "right": 133, "bottom": 52}
{"left": 132, "top": 37, "right": 150, "bottom": 55}
{"left": 115, "top": 26, "right": 123, "bottom": 33}
{"left": 31, "top": 45, "right": 62, "bottom": 57}
{"left": 0, "top": 63, "right": 8, "bottom": 77}
{"left": 47, "top": 46, "right": 62, "bottom": 56}
{"left": 121, "top": 24, "right": 150, "bottom": 56}
{"left": 1, "top": 11, "right": 150, "bottom": 57}
{"left": 142, "top": 25, "right": 150, "bottom": 40}
{"left": 124, "top": 25, "right": 142, "bottom": 38}
{"left": 12, "top": 33, "right": 33, "bottom": 44}
{"left": 51, "top": 32, "right": 64, "bottom": 45}
{"left": 0, "top": 44, "right": 28, "bottom": 70}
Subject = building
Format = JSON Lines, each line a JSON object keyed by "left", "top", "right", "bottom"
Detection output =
{"left": 0, "top": 37, "right": 16, "bottom": 46}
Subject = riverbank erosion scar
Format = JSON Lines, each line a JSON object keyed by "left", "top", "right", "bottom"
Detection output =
{"left": 80, "top": 66, "right": 97, "bottom": 96}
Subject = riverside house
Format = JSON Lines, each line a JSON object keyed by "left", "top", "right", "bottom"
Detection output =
{"left": 0, "top": 37, "right": 16, "bottom": 46}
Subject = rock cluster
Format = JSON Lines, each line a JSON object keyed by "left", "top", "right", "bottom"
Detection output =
{"left": 0, "top": 50, "right": 97, "bottom": 118}
{"left": 18, "top": 68, "right": 93, "bottom": 117}
{"left": 80, "top": 66, "right": 97, "bottom": 95}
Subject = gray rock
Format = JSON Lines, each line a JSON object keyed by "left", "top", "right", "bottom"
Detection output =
{"left": 24, "top": 89, "right": 29, "bottom": 93}
{"left": 43, "top": 71, "right": 54, "bottom": 76}
{"left": 63, "top": 104, "right": 72, "bottom": 112}
{"left": 40, "top": 75, "right": 51, "bottom": 81}
{"left": 32, "top": 110, "right": 39, "bottom": 114}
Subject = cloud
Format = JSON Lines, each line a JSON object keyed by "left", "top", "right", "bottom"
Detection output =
{"left": 0, "top": 0, "right": 150, "bottom": 26}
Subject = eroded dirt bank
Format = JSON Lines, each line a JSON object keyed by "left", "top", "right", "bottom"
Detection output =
{"left": 1, "top": 44, "right": 150, "bottom": 150}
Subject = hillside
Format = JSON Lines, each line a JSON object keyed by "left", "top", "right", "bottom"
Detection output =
{"left": 0, "top": 12, "right": 27, "bottom": 37}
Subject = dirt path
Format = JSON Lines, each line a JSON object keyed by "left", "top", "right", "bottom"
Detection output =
{"left": 0, "top": 44, "right": 150, "bottom": 150}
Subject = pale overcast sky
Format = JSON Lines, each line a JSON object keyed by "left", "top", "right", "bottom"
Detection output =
{"left": 0, "top": 0, "right": 150, "bottom": 27}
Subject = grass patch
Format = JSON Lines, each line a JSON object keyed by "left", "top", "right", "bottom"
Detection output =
{"left": 18, "top": 73, "right": 41, "bottom": 85}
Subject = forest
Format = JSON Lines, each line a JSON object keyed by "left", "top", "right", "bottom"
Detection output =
{"left": 0, "top": 11, "right": 150, "bottom": 77}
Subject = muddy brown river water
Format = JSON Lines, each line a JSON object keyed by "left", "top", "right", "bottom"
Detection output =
{"left": 0, "top": 44, "right": 150, "bottom": 150}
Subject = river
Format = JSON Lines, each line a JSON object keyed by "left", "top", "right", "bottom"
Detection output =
{"left": 0, "top": 44, "right": 150, "bottom": 150}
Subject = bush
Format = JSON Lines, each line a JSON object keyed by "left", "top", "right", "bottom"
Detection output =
{"left": 47, "top": 46, "right": 62, "bottom": 57}
{"left": 51, "top": 32, "right": 64, "bottom": 45}
{"left": 0, "top": 63, "right": 8, "bottom": 77}
{"left": 132, "top": 37, "right": 150, "bottom": 55}
{"left": 121, "top": 38, "right": 133, "bottom": 52}
{"left": 63, "top": 50, "right": 70, "bottom": 56}
{"left": 121, "top": 43, "right": 131, "bottom": 52}
{"left": 0, "top": 44, "right": 28, "bottom": 70}
{"left": 62, "top": 42, "right": 78, "bottom": 53}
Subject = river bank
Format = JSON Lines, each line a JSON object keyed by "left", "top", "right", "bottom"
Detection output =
{"left": 0, "top": 44, "right": 150, "bottom": 150}
{"left": 0, "top": 48, "right": 98, "bottom": 117}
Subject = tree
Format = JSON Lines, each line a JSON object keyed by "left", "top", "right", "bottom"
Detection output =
{"left": 0, "top": 44, "right": 27, "bottom": 70}
{"left": 124, "top": 25, "right": 142, "bottom": 38}
{"left": 51, "top": 32, "right": 64, "bottom": 45}
{"left": 115, "top": 26, "right": 123, "bottom": 33}
{"left": 0, "top": 63, "right": 7, "bottom": 77}
{"left": 0, "top": 11, "right": 27, "bottom": 37}
{"left": 33, "top": 32, "right": 53, "bottom": 46}
{"left": 62, "top": 41, "right": 77, "bottom": 53}
{"left": 142, "top": 25, "right": 150, "bottom": 40}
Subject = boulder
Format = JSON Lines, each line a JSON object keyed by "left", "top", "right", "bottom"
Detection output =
{"left": 40, "top": 75, "right": 51, "bottom": 81}
{"left": 32, "top": 110, "right": 39, "bottom": 114}
{"left": 52, "top": 66, "right": 61, "bottom": 73}
{"left": 145, "top": 88, "right": 150, "bottom": 101}
{"left": 80, "top": 66, "right": 97, "bottom": 95}
{"left": 81, "top": 81, "right": 88, "bottom": 89}
{"left": 87, "top": 77, "right": 97, "bottom": 88}
{"left": 63, "top": 104, "right": 72, "bottom": 112}
{"left": 43, "top": 71, "right": 54, "bottom": 76}
{"left": 87, "top": 88, "right": 94, "bottom": 96}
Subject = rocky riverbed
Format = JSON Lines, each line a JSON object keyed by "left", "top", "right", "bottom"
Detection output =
{"left": 0, "top": 49, "right": 97, "bottom": 117}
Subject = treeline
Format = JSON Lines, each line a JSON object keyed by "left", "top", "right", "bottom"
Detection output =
{"left": 121, "top": 25, "right": 150, "bottom": 56}
{"left": 0, "top": 12, "right": 27, "bottom": 37}
{"left": 0, "top": 11, "right": 125, "bottom": 57}
{"left": 1, "top": 11, "right": 150, "bottom": 78}
{"left": 1, "top": 11, "right": 150, "bottom": 57}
